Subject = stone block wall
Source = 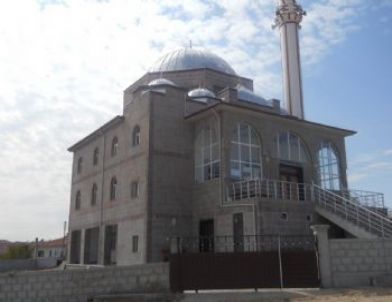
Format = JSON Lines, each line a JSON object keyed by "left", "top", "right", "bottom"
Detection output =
{"left": 312, "top": 225, "right": 392, "bottom": 288}
{"left": 0, "top": 263, "right": 169, "bottom": 302}
{"left": 329, "top": 238, "right": 392, "bottom": 287}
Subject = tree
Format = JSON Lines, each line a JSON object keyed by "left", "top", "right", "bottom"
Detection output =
{"left": 0, "top": 244, "right": 32, "bottom": 260}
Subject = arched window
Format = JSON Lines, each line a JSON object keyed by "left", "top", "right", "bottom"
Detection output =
{"left": 230, "top": 123, "right": 262, "bottom": 180}
{"left": 77, "top": 157, "right": 83, "bottom": 174}
{"left": 111, "top": 137, "right": 118, "bottom": 157}
{"left": 75, "top": 190, "right": 81, "bottom": 210}
{"left": 132, "top": 126, "right": 141, "bottom": 146}
{"left": 110, "top": 177, "right": 117, "bottom": 200}
{"left": 93, "top": 147, "right": 99, "bottom": 165}
{"left": 91, "top": 183, "right": 97, "bottom": 206}
{"left": 318, "top": 142, "right": 341, "bottom": 190}
{"left": 275, "top": 132, "right": 310, "bottom": 162}
{"left": 194, "top": 124, "right": 220, "bottom": 183}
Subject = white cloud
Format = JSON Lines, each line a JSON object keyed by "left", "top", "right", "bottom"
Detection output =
{"left": 348, "top": 149, "right": 392, "bottom": 191}
{"left": 0, "top": 0, "right": 372, "bottom": 241}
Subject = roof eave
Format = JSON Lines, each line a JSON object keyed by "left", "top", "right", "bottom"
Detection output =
{"left": 67, "top": 115, "right": 124, "bottom": 152}
{"left": 185, "top": 102, "right": 356, "bottom": 136}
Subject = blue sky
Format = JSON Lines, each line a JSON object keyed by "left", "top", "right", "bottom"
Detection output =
{"left": 0, "top": 0, "right": 391, "bottom": 241}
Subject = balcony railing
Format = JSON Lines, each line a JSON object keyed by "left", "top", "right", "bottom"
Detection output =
{"left": 225, "top": 178, "right": 392, "bottom": 238}
{"left": 226, "top": 178, "right": 313, "bottom": 202}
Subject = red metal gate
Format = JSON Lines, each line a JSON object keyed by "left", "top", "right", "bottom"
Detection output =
{"left": 169, "top": 235, "right": 319, "bottom": 292}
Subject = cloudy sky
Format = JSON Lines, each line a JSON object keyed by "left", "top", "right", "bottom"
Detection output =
{"left": 1, "top": 0, "right": 391, "bottom": 241}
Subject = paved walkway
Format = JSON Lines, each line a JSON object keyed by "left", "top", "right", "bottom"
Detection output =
{"left": 94, "top": 288, "right": 392, "bottom": 302}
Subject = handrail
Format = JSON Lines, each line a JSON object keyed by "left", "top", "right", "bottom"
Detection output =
{"left": 339, "top": 189, "right": 385, "bottom": 208}
{"left": 225, "top": 178, "right": 392, "bottom": 238}
{"left": 313, "top": 184, "right": 390, "bottom": 223}
{"left": 226, "top": 178, "right": 313, "bottom": 202}
{"left": 312, "top": 184, "right": 392, "bottom": 237}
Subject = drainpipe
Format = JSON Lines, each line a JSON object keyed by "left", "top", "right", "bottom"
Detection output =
{"left": 99, "top": 131, "right": 105, "bottom": 264}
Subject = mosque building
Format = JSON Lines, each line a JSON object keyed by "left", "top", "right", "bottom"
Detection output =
{"left": 67, "top": 0, "right": 389, "bottom": 265}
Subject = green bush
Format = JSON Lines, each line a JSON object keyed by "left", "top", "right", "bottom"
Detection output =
{"left": 0, "top": 244, "right": 32, "bottom": 260}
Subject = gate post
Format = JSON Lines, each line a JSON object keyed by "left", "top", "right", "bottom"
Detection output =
{"left": 311, "top": 225, "right": 332, "bottom": 288}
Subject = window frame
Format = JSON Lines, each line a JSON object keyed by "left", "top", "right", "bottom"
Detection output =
{"left": 77, "top": 157, "right": 83, "bottom": 174}
{"left": 110, "top": 177, "right": 117, "bottom": 201}
{"left": 75, "top": 190, "right": 81, "bottom": 210}
{"left": 91, "top": 183, "right": 97, "bottom": 206}
{"left": 111, "top": 137, "right": 118, "bottom": 157}
{"left": 93, "top": 147, "right": 99, "bottom": 166}
{"left": 194, "top": 123, "right": 220, "bottom": 183}
{"left": 132, "top": 235, "right": 139, "bottom": 253}
{"left": 317, "top": 141, "right": 341, "bottom": 191}
{"left": 130, "top": 181, "right": 139, "bottom": 199}
{"left": 275, "top": 131, "right": 310, "bottom": 163}
{"left": 132, "top": 125, "right": 141, "bottom": 146}
{"left": 230, "top": 123, "right": 262, "bottom": 180}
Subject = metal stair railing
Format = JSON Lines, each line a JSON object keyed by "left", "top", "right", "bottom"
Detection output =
{"left": 225, "top": 178, "right": 392, "bottom": 238}
{"left": 312, "top": 184, "right": 392, "bottom": 238}
{"left": 339, "top": 189, "right": 385, "bottom": 209}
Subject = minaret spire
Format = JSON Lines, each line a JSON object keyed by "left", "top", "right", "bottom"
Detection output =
{"left": 274, "top": 0, "right": 306, "bottom": 119}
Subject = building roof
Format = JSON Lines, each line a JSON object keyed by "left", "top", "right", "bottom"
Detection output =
{"left": 185, "top": 102, "right": 356, "bottom": 136}
{"left": 36, "top": 237, "right": 67, "bottom": 249}
{"left": 68, "top": 115, "right": 124, "bottom": 152}
{"left": 150, "top": 48, "right": 236, "bottom": 76}
{"left": 236, "top": 84, "right": 272, "bottom": 107}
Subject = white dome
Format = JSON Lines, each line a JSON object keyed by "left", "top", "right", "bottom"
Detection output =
{"left": 188, "top": 88, "right": 216, "bottom": 100}
{"left": 236, "top": 84, "right": 272, "bottom": 107}
{"left": 150, "top": 48, "right": 236, "bottom": 75}
{"left": 148, "top": 78, "right": 176, "bottom": 86}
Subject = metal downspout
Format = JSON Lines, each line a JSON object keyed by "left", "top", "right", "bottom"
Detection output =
{"left": 99, "top": 131, "right": 105, "bottom": 264}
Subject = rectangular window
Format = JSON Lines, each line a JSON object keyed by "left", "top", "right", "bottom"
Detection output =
{"left": 131, "top": 181, "right": 139, "bottom": 199}
{"left": 132, "top": 235, "right": 139, "bottom": 253}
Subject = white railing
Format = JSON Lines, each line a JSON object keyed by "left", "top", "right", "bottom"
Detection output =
{"left": 312, "top": 184, "right": 392, "bottom": 237}
{"left": 340, "top": 189, "right": 385, "bottom": 209}
{"left": 226, "top": 179, "right": 392, "bottom": 238}
{"left": 226, "top": 178, "right": 313, "bottom": 202}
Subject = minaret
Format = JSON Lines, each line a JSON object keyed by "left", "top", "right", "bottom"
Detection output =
{"left": 274, "top": 0, "right": 306, "bottom": 119}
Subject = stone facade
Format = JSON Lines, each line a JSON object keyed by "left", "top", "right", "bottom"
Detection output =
{"left": 67, "top": 53, "right": 354, "bottom": 265}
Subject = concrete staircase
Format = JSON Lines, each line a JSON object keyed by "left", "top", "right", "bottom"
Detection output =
{"left": 312, "top": 184, "right": 392, "bottom": 238}
{"left": 226, "top": 178, "right": 392, "bottom": 239}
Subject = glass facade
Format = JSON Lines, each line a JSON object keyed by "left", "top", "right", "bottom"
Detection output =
{"left": 318, "top": 142, "right": 341, "bottom": 190}
{"left": 230, "top": 123, "right": 262, "bottom": 180}
{"left": 195, "top": 124, "right": 220, "bottom": 183}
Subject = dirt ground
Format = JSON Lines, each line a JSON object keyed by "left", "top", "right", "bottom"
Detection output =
{"left": 291, "top": 288, "right": 392, "bottom": 302}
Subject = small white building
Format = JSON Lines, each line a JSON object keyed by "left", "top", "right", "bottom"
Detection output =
{"left": 35, "top": 237, "right": 67, "bottom": 259}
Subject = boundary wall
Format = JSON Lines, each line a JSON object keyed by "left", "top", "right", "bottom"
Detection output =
{"left": 312, "top": 225, "right": 392, "bottom": 288}
{"left": 0, "top": 263, "right": 169, "bottom": 302}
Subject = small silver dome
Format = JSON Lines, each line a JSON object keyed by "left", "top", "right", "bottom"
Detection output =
{"left": 236, "top": 84, "right": 272, "bottom": 107}
{"left": 148, "top": 78, "right": 176, "bottom": 86}
{"left": 150, "top": 48, "right": 236, "bottom": 75}
{"left": 188, "top": 88, "right": 216, "bottom": 99}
